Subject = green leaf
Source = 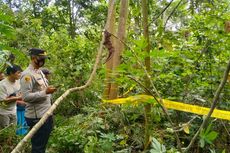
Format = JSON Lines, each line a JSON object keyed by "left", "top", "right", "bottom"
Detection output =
{"left": 206, "top": 131, "right": 218, "bottom": 142}
{"left": 150, "top": 138, "right": 166, "bottom": 153}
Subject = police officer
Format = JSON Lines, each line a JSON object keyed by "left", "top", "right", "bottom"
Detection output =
{"left": 20, "top": 48, "right": 56, "bottom": 153}
{"left": 0, "top": 64, "right": 22, "bottom": 128}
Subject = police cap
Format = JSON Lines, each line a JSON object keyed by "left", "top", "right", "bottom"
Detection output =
{"left": 29, "top": 48, "right": 47, "bottom": 57}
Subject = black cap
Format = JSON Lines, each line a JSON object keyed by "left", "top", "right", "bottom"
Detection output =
{"left": 29, "top": 48, "right": 48, "bottom": 57}
{"left": 6, "top": 64, "right": 22, "bottom": 75}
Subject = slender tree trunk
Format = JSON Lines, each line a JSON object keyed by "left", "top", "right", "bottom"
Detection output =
{"left": 190, "top": 0, "right": 195, "bottom": 15}
{"left": 225, "top": 21, "right": 230, "bottom": 33}
{"left": 141, "top": 0, "right": 151, "bottom": 150}
{"left": 184, "top": 59, "right": 230, "bottom": 152}
{"left": 109, "top": 0, "right": 129, "bottom": 99}
{"left": 103, "top": 0, "right": 116, "bottom": 99}
{"left": 68, "top": 0, "right": 75, "bottom": 38}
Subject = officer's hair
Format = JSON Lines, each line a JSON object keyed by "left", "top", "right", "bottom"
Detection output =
{"left": 6, "top": 64, "right": 22, "bottom": 75}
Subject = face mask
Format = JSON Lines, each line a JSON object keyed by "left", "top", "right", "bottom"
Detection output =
{"left": 35, "top": 57, "right": 45, "bottom": 67}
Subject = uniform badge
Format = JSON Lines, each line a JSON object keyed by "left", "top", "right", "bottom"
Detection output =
{"left": 24, "top": 76, "right": 31, "bottom": 82}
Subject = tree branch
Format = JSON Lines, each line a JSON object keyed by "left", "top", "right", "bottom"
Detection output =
{"left": 127, "top": 75, "right": 182, "bottom": 151}
{"left": 164, "top": 0, "right": 183, "bottom": 31}
{"left": 109, "top": 32, "right": 182, "bottom": 151}
{"left": 183, "top": 59, "right": 230, "bottom": 152}
{"left": 220, "top": 120, "right": 230, "bottom": 137}
{"left": 151, "top": 0, "right": 174, "bottom": 23}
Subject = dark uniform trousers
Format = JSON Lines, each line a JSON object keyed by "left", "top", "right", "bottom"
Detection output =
{"left": 25, "top": 116, "right": 53, "bottom": 153}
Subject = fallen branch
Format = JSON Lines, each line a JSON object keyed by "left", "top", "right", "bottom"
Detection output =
{"left": 10, "top": 0, "right": 117, "bottom": 151}
{"left": 11, "top": 35, "right": 104, "bottom": 153}
{"left": 183, "top": 59, "right": 230, "bottom": 152}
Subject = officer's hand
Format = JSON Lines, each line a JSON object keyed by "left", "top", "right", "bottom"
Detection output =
{"left": 17, "top": 96, "right": 22, "bottom": 101}
{"left": 46, "top": 86, "right": 57, "bottom": 94}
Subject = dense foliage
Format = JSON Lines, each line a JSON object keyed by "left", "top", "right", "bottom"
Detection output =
{"left": 0, "top": 0, "right": 229, "bottom": 153}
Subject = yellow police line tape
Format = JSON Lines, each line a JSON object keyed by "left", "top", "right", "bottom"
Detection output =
{"left": 102, "top": 95, "right": 230, "bottom": 121}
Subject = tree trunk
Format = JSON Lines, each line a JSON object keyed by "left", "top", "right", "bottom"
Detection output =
{"left": 68, "top": 0, "right": 76, "bottom": 38}
{"left": 141, "top": 0, "right": 151, "bottom": 150}
{"left": 190, "top": 0, "right": 195, "bottom": 15}
{"left": 225, "top": 21, "right": 230, "bottom": 33}
{"left": 103, "top": 0, "right": 116, "bottom": 99}
{"left": 109, "top": 0, "right": 129, "bottom": 99}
